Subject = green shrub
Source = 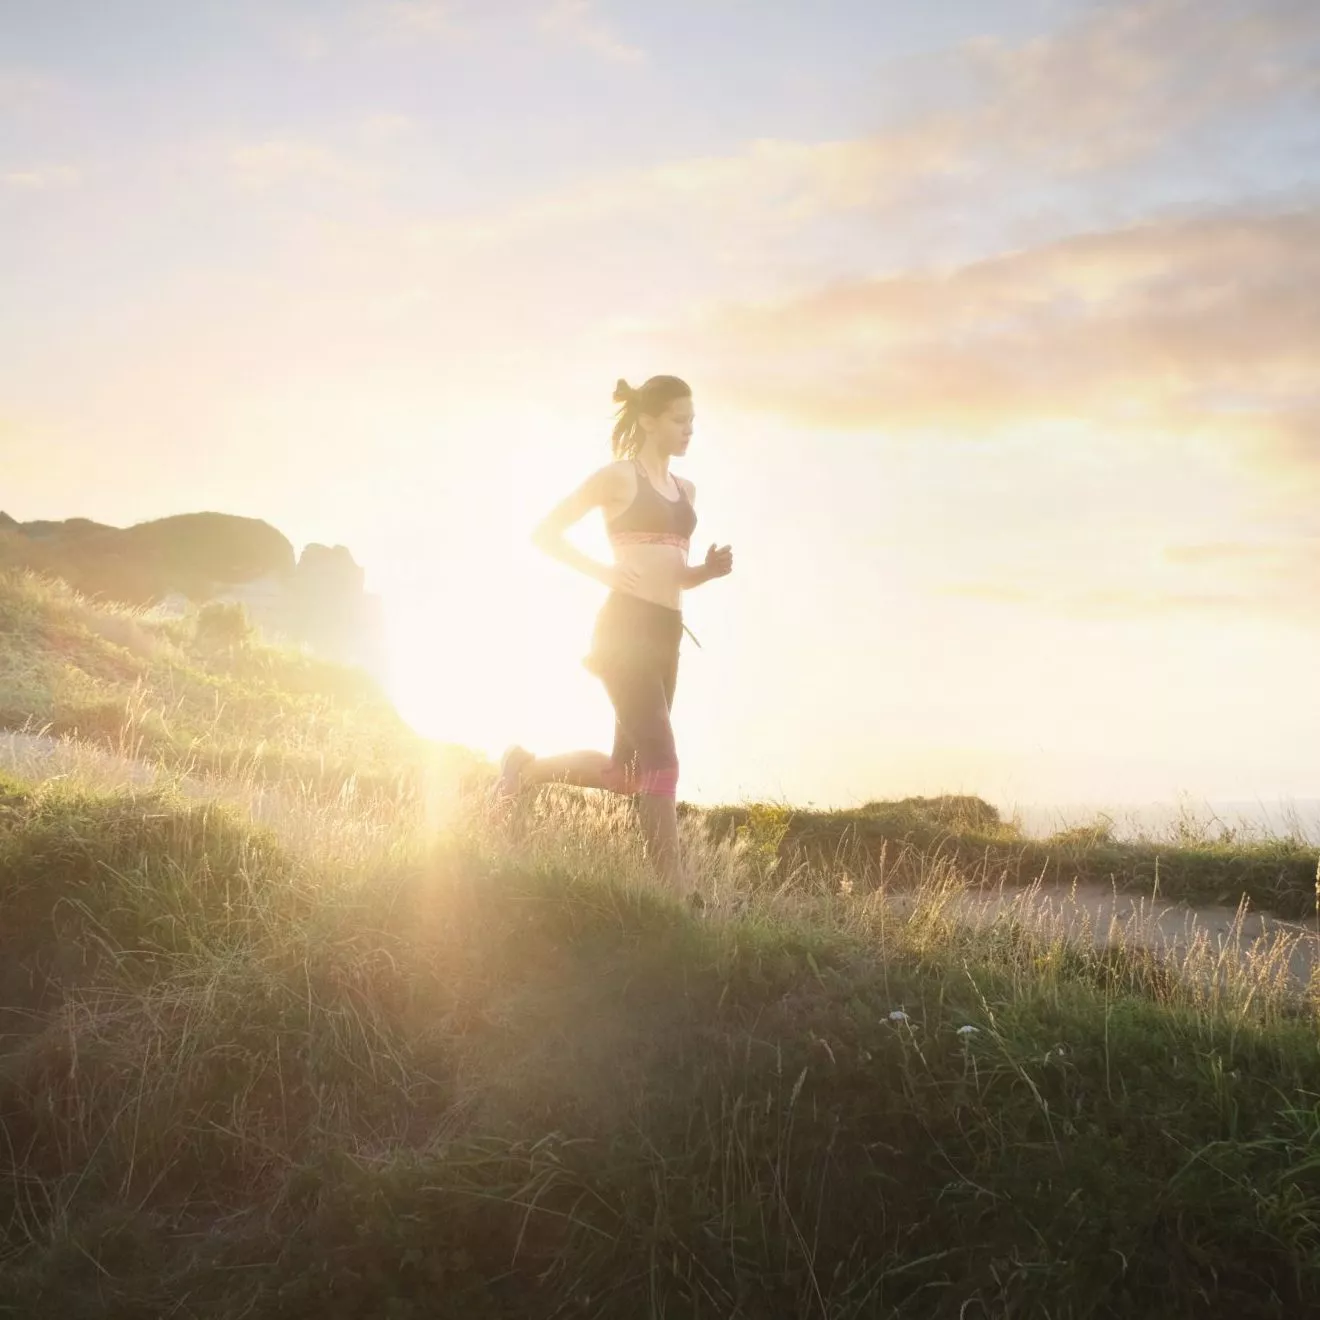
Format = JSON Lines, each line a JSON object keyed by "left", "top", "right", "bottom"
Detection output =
{"left": 195, "top": 599, "right": 255, "bottom": 650}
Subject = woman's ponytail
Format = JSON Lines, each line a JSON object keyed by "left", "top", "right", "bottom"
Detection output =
{"left": 610, "top": 374, "right": 690, "bottom": 458}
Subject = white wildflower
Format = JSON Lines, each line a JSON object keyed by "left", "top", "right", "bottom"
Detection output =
{"left": 888, "top": 1010, "right": 910, "bottom": 1023}
{"left": 956, "top": 1025, "right": 979, "bottom": 1036}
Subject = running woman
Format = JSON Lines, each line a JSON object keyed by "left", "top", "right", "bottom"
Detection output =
{"left": 492, "top": 374, "right": 734, "bottom": 891}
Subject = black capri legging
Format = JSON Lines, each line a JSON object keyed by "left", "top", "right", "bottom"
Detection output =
{"left": 583, "top": 591, "right": 683, "bottom": 797}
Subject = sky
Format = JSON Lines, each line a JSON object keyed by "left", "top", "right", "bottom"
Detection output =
{"left": 3, "top": 0, "right": 1319, "bottom": 818}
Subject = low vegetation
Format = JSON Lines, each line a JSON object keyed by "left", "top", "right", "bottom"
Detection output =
{"left": 2, "top": 566, "right": 1319, "bottom": 1317}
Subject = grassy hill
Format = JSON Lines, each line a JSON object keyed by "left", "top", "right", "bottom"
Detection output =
{"left": 698, "top": 796, "right": 1320, "bottom": 918}
{"left": 0, "top": 568, "right": 431, "bottom": 797}
{"left": 2, "top": 566, "right": 1320, "bottom": 1318}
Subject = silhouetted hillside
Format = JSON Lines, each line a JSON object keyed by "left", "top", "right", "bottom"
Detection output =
{"left": 0, "top": 510, "right": 385, "bottom": 677}
{"left": 0, "top": 510, "right": 293, "bottom": 604}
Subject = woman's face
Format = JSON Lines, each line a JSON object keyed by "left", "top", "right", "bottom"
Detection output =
{"left": 643, "top": 394, "right": 694, "bottom": 458}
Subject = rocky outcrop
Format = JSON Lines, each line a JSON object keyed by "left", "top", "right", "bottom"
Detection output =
{"left": 9, "top": 516, "right": 117, "bottom": 541}
{"left": 0, "top": 512, "right": 294, "bottom": 603}
{"left": 211, "top": 543, "right": 387, "bottom": 677}
{"left": 1, "top": 511, "right": 386, "bottom": 679}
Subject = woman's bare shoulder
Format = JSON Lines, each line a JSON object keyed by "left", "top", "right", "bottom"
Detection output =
{"left": 584, "top": 459, "right": 635, "bottom": 497}
{"left": 566, "top": 460, "right": 635, "bottom": 524}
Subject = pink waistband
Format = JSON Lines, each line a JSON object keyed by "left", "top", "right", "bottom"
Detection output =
{"left": 609, "top": 531, "right": 690, "bottom": 550}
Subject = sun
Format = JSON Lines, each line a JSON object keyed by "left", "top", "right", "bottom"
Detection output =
{"left": 374, "top": 415, "right": 620, "bottom": 763}
{"left": 385, "top": 573, "right": 616, "bottom": 762}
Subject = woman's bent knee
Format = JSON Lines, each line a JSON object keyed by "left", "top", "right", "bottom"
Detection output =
{"left": 637, "top": 762, "right": 678, "bottom": 798}
{"left": 601, "top": 759, "right": 639, "bottom": 795}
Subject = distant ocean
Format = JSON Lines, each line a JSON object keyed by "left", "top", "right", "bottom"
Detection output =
{"left": 1010, "top": 799, "right": 1320, "bottom": 845}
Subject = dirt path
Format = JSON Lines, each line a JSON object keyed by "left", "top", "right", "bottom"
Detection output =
{"left": 900, "top": 878, "right": 1319, "bottom": 989}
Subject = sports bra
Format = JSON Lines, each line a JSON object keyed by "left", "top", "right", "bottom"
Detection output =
{"left": 606, "top": 459, "right": 698, "bottom": 550}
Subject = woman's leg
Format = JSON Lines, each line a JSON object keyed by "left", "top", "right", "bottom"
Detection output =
{"left": 639, "top": 642, "right": 684, "bottom": 889}
{"left": 495, "top": 718, "right": 641, "bottom": 797}
{"left": 601, "top": 661, "right": 686, "bottom": 893}
{"left": 637, "top": 792, "right": 683, "bottom": 890}
{"left": 520, "top": 750, "right": 617, "bottom": 791}
{"left": 498, "top": 739, "right": 683, "bottom": 888}
{"left": 502, "top": 702, "right": 640, "bottom": 794}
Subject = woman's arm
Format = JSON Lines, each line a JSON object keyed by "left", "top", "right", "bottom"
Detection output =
{"left": 676, "top": 479, "right": 733, "bottom": 589}
{"left": 531, "top": 463, "right": 628, "bottom": 588}
{"left": 681, "top": 544, "right": 733, "bottom": 588}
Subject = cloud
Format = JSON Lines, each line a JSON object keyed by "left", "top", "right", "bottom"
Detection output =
{"left": 373, "top": 0, "right": 1314, "bottom": 110}
{"left": 1, "top": 165, "right": 80, "bottom": 191}
{"left": 358, "top": 112, "right": 416, "bottom": 144}
{"left": 944, "top": 533, "right": 1320, "bottom": 620}
{"left": 601, "top": 198, "right": 1320, "bottom": 624}
{"left": 378, "top": 1, "right": 458, "bottom": 38}
{"left": 228, "top": 138, "right": 368, "bottom": 191}
{"left": 938, "top": 582, "right": 1269, "bottom": 618}
{"left": 401, "top": 0, "right": 1318, "bottom": 308}
{"left": 1162, "top": 541, "right": 1285, "bottom": 568}
{"left": 528, "top": 0, "right": 1313, "bottom": 214}
{"left": 639, "top": 206, "right": 1320, "bottom": 447}
{"left": 536, "top": 0, "right": 643, "bottom": 64}
{"left": 367, "top": 0, "right": 641, "bottom": 61}
{"left": 962, "top": 0, "right": 1320, "bottom": 172}
{"left": 1162, "top": 538, "right": 1320, "bottom": 590}
{"left": 1234, "top": 404, "right": 1320, "bottom": 477}
{"left": 0, "top": 69, "right": 57, "bottom": 114}
{"left": 416, "top": 123, "right": 939, "bottom": 262}
{"left": 369, "top": 285, "right": 431, "bottom": 320}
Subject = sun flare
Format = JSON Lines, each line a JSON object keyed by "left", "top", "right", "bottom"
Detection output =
{"left": 380, "top": 419, "right": 624, "bottom": 765}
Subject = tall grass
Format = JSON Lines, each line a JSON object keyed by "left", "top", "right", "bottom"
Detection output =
{"left": 4, "top": 566, "right": 1320, "bottom": 1316}
{"left": 1, "top": 759, "right": 1319, "bottom": 1317}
